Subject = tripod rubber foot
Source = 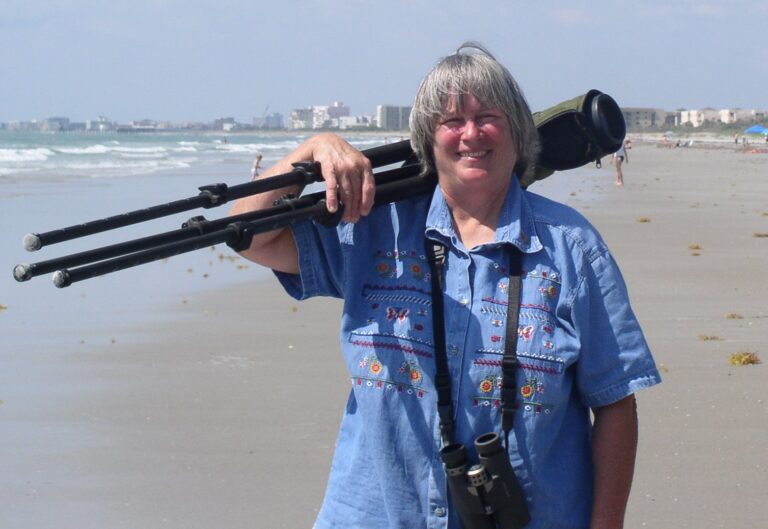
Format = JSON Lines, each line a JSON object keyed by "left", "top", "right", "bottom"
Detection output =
{"left": 23, "top": 233, "right": 42, "bottom": 252}
{"left": 52, "top": 270, "right": 71, "bottom": 288}
{"left": 13, "top": 264, "right": 32, "bottom": 282}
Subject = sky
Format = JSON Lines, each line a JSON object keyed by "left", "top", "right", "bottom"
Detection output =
{"left": 1, "top": 0, "right": 766, "bottom": 123}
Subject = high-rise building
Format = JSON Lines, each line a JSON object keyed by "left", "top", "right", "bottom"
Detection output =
{"left": 290, "top": 108, "right": 313, "bottom": 129}
{"left": 376, "top": 105, "right": 411, "bottom": 130}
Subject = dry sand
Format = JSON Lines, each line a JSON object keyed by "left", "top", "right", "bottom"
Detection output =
{"left": 2, "top": 141, "right": 766, "bottom": 528}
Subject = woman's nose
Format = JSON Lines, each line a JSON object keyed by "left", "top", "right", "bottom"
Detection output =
{"left": 461, "top": 120, "right": 480, "bottom": 139}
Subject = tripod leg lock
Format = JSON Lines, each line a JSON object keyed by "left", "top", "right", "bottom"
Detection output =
{"left": 291, "top": 161, "right": 323, "bottom": 184}
{"left": 198, "top": 183, "right": 230, "bottom": 208}
{"left": 273, "top": 194, "right": 298, "bottom": 207}
{"left": 181, "top": 215, "right": 210, "bottom": 234}
{"left": 316, "top": 200, "right": 345, "bottom": 228}
{"left": 225, "top": 222, "right": 255, "bottom": 253}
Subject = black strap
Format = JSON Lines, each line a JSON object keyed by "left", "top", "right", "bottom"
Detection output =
{"left": 500, "top": 254, "right": 523, "bottom": 436}
{"left": 425, "top": 241, "right": 454, "bottom": 446}
{"left": 426, "top": 239, "right": 523, "bottom": 446}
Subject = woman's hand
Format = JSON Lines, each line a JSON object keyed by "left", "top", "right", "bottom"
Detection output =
{"left": 307, "top": 133, "right": 376, "bottom": 223}
{"left": 229, "top": 133, "right": 376, "bottom": 273}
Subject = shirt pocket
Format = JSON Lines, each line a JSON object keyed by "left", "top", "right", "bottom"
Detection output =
{"left": 516, "top": 352, "right": 566, "bottom": 415}
{"left": 347, "top": 284, "right": 435, "bottom": 400}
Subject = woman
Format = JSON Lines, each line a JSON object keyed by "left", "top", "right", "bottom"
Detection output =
{"left": 231, "top": 42, "right": 660, "bottom": 529}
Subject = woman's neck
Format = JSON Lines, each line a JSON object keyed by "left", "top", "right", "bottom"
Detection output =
{"left": 441, "top": 180, "right": 510, "bottom": 250}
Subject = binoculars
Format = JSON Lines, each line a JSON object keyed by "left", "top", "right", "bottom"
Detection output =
{"left": 441, "top": 433, "right": 530, "bottom": 529}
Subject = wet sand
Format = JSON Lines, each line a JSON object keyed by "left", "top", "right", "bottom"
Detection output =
{"left": 1, "top": 141, "right": 767, "bottom": 528}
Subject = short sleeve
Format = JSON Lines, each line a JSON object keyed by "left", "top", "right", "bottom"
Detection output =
{"left": 273, "top": 219, "right": 348, "bottom": 301}
{"left": 571, "top": 250, "right": 661, "bottom": 408}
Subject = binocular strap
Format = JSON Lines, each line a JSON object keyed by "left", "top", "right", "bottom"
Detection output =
{"left": 426, "top": 240, "right": 523, "bottom": 447}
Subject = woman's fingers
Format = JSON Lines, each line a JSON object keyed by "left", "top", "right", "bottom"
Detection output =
{"left": 360, "top": 164, "right": 376, "bottom": 216}
{"left": 311, "top": 134, "right": 374, "bottom": 223}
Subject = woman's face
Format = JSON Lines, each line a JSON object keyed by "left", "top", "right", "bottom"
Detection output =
{"left": 432, "top": 93, "right": 517, "bottom": 193}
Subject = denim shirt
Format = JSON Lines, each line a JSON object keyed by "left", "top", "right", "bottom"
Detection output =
{"left": 276, "top": 181, "right": 660, "bottom": 529}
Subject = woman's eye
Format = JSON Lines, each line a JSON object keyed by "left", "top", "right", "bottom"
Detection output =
{"left": 441, "top": 118, "right": 463, "bottom": 127}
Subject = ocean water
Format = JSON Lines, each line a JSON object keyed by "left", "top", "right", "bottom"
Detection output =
{"left": 1, "top": 128, "right": 592, "bottom": 329}
{"left": 0, "top": 130, "right": 394, "bottom": 182}
{"left": 1, "top": 130, "right": 397, "bottom": 340}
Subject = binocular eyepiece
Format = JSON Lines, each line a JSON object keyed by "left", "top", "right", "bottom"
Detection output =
{"left": 441, "top": 432, "right": 530, "bottom": 529}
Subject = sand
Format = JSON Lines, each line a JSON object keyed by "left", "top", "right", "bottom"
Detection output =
{"left": 1, "top": 140, "right": 766, "bottom": 528}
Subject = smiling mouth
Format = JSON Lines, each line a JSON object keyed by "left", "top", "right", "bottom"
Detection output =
{"left": 459, "top": 150, "right": 489, "bottom": 158}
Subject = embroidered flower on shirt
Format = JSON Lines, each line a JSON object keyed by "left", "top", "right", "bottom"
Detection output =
{"left": 479, "top": 377, "right": 495, "bottom": 394}
{"left": 386, "top": 307, "right": 409, "bottom": 321}
{"left": 519, "top": 325, "right": 535, "bottom": 341}
{"left": 520, "top": 377, "right": 545, "bottom": 400}
{"left": 361, "top": 354, "right": 383, "bottom": 374}
{"left": 376, "top": 262, "right": 391, "bottom": 277}
{"left": 369, "top": 359, "right": 383, "bottom": 375}
{"left": 540, "top": 285, "right": 558, "bottom": 299}
{"left": 399, "top": 361, "right": 423, "bottom": 383}
{"left": 410, "top": 263, "right": 424, "bottom": 279}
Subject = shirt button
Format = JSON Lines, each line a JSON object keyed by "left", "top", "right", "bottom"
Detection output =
{"left": 434, "top": 507, "right": 447, "bottom": 517}
{"left": 459, "top": 297, "right": 469, "bottom": 306}
{"left": 449, "top": 345, "right": 459, "bottom": 356}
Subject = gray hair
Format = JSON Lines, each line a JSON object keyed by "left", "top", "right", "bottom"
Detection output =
{"left": 409, "top": 42, "right": 539, "bottom": 181}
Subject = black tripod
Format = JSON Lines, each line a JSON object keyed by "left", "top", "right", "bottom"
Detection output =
{"left": 13, "top": 90, "right": 625, "bottom": 289}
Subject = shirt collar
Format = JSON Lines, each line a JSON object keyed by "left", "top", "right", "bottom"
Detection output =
{"left": 424, "top": 177, "right": 542, "bottom": 254}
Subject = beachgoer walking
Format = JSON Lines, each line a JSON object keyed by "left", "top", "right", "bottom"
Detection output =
{"left": 251, "top": 153, "right": 263, "bottom": 180}
{"left": 230, "top": 42, "right": 660, "bottom": 529}
{"left": 613, "top": 138, "right": 630, "bottom": 186}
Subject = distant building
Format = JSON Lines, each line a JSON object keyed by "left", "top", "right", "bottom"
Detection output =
{"left": 679, "top": 108, "right": 720, "bottom": 127}
{"left": 312, "top": 106, "right": 330, "bottom": 129}
{"left": 7, "top": 121, "right": 38, "bottom": 131}
{"left": 41, "top": 116, "right": 70, "bottom": 132}
{"left": 86, "top": 116, "right": 116, "bottom": 132}
{"left": 376, "top": 105, "right": 411, "bottom": 130}
{"left": 719, "top": 108, "right": 762, "bottom": 124}
{"left": 327, "top": 101, "right": 350, "bottom": 120}
{"left": 621, "top": 108, "right": 665, "bottom": 130}
{"left": 336, "top": 115, "right": 373, "bottom": 129}
{"left": 290, "top": 102, "right": 352, "bottom": 129}
{"left": 253, "top": 112, "right": 284, "bottom": 129}
{"left": 213, "top": 117, "right": 236, "bottom": 131}
{"left": 289, "top": 108, "right": 313, "bottom": 129}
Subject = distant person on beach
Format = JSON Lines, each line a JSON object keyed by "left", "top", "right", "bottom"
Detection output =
{"left": 250, "top": 153, "right": 262, "bottom": 179}
{"left": 613, "top": 138, "right": 630, "bottom": 186}
{"left": 230, "top": 42, "right": 660, "bottom": 529}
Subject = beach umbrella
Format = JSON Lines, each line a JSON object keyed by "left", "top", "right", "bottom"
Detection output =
{"left": 744, "top": 124, "right": 766, "bottom": 134}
